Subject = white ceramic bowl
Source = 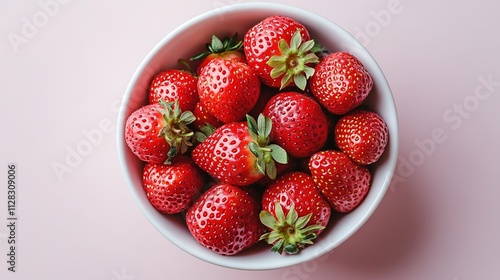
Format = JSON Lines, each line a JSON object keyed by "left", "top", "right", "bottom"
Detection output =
{"left": 117, "top": 2, "right": 399, "bottom": 270}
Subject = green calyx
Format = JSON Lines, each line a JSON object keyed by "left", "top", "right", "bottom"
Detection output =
{"left": 267, "top": 29, "right": 320, "bottom": 91}
{"left": 190, "top": 33, "right": 243, "bottom": 61}
{"left": 157, "top": 99, "right": 196, "bottom": 164}
{"left": 259, "top": 202, "right": 325, "bottom": 255}
{"left": 246, "top": 114, "right": 288, "bottom": 180}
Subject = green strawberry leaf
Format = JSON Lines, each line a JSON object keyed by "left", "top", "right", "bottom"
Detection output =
{"left": 265, "top": 160, "right": 277, "bottom": 180}
{"left": 246, "top": 114, "right": 259, "bottom": 141}
{"left": 259, "top": 210, "right": 278, "bottom": 230}
{"left": 269, "top": 144, "right": 288, "bottom": 164}
{"left": 209, "top": 34, "right": 224, "bottom": 53}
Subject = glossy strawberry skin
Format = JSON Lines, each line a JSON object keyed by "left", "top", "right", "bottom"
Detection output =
{"left": 309, "top": 150, "right": 371, "bottom": 213}
{"left": 262, "top": 92, "right": 328, "bottom": 158}
{"left": 243, "top": 15, "right": 311, "bottom": 88}
{"left": 310, "top": 52, "right": 373, "bottom": 115}
{"left": 125, "top": 104, "right": 170, "bottom": 163}
{"left": 185, "top": 183, "right": 265, "bottom": 255}
{"left": 262, "top": 171, "right": 331, "bottom": 234}
{"left": 142, "top": 156, "right": 206, "bottom": 214}
{"left": 197, "top": 58, "right": 260, "bottom": 123}
{"left": 335, "top": 110, "right": 389, "bottom": 165}
{"left": 191, "top": 122, "right": 263, "bottom": 186}
{"left": 149, "top": 69, "right": 199, "bottom": 112}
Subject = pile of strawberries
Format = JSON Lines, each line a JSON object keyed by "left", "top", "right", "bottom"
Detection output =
{"left": 124, "top": 15, "right": 389, "bottom": 256}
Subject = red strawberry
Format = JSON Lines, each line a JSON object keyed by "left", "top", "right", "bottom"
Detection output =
{"left": 142, "top": 155, "right": 206, "bottom": 214}
{"left": 243, "top": 15, "right": 319, "bottom": 90}
{"left": 149, "top": 69, "right": 199, "bottom": 112}
{"left": 308, "top": 150, "right": 371, "bottom": 213}
{"left": 190, "top": 33, "right": 246, "bottom": 75}
{"left": 197, "top": 58, "right": 260, "bottom": 123}
{"left": 259, "top": 171, "right": 331, "bottom": 254}
{"left": 124, "top": 100, "right": 195, "bottom": 164}
{"left": 335, "top": 110, "right": 389, "bottom": 165}
{"left": 185, "top": 183, "right": 265, "bottom": 255}
{"left": 191, "top": 114, "right": 288, "bottom": 186}
{"left": 310, "top": 52, "right": 373, "bottom": 115}
{"left": 262, "top": 92, "right": 328, "bottom": 158}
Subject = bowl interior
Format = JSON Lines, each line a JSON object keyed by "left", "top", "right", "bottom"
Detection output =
{"left": 117, "top": 2, "right": 398, "bottom": 270}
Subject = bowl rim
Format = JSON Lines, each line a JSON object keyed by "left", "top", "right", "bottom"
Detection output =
{"left": 116, "top": 1, "right": 399, "bottom": 271}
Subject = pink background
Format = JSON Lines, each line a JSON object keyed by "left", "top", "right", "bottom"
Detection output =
{"left": 1, "top": 0, "right": 499, "bottom": 279}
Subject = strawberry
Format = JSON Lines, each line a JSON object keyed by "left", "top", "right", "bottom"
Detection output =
{"left": 142, "top": 155, "right": 206, "bottom": 214}
{"left": 190, "top": 33, "right": 246, "bottom": 75}
{"left": 185, "top": 183, "right": 265, "bottom": 255}
{"left": 243, "top": 15, "right": 319, "bottom": 90}
{"left": 308, "top": 150, "right": 371, "bottom": 213}
{"left": 149, "top": 69, "right": 199, "bottom": 112}
{"left": 197, "top": 58, "right": 261, "bottom": 123}
{"left": 262, "top": 92, "right": 328, "bottom": 158}
{"left": 191, "top": 114, "right": 288, "bottom": 186}
{"left": 310, "top": 52, "right": 373, "bottom": 115}
{"left": 124, "top": 100, "right": 195, "bottom": 164}
{"left": 335, "top": 110, "right": 389, "bottom": 165}
{"left": 259, "top": 171, "right": 331, "bottom": 254}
